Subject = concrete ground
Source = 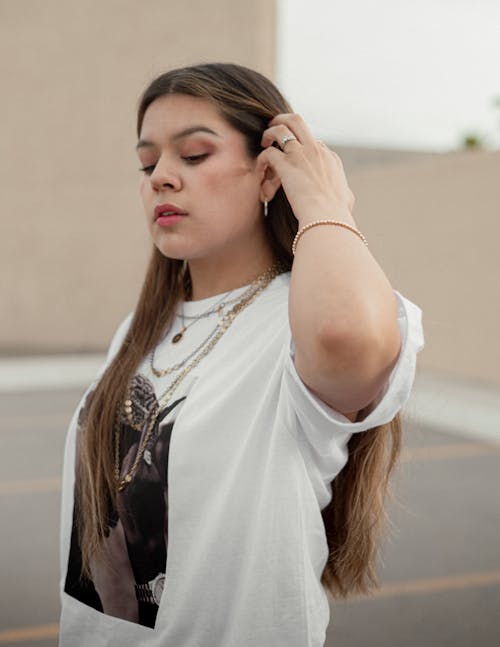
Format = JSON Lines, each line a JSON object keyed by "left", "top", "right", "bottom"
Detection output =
{"left": 0, "top": 360, "right": 499, "bottom": 646}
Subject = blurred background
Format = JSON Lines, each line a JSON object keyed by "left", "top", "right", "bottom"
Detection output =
{"left": 0, "top": 0, "right": 499, "bottom": 645}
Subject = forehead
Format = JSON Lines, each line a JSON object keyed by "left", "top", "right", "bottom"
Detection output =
{"left": 139, "top": 94, "right": 228, "bottom": 137}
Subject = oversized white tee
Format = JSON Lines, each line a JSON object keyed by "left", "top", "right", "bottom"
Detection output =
{"left": 58, "top": 270, "right": 425, "bottom": 647}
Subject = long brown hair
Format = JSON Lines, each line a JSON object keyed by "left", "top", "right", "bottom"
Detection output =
{"left": 75, "top": 61, "right": 402, "bottom": 599}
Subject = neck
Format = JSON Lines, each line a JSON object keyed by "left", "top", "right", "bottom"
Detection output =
{"left": 184, "top": 247, "right": 277, "bottom": 303}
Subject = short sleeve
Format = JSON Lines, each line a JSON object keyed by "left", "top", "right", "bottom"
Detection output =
{"left": 281, "top": 289, "right": 425, "bottom": 442}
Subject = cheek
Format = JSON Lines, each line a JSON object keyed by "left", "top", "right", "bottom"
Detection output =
{"left": 139, "top": 176, "right": 151, "bottom": 200}
{"left": 192, "top": 168, "right": 228, "bottom": 202}
{"left": 201, "top": 159, "right": 254, "bottom": 196}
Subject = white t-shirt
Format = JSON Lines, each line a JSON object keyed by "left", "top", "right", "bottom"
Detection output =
{"left": 58, "top": 270, "right": 425, "bottom": 647}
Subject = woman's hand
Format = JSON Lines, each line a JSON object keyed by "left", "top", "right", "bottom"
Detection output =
{"left": 256, "top": 113, "right": 356, "bottom": 224}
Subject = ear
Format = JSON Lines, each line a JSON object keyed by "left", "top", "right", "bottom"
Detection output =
{"left": 259, "top": 161, "right": 281, "bottom": 203}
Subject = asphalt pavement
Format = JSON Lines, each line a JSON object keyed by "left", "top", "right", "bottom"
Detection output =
{"left": 0, "top": 358, "right": 499, "bottom": 646}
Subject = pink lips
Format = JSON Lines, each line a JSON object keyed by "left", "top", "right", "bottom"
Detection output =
{"left": 157, "top": 214, "right": 185, "bottom": 227}
{"left": 154, "top": 203, "right": 188, "bottom": 220}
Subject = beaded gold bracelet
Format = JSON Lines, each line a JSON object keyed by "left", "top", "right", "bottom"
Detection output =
{"left": 292, "top": 219, "right": 369, "bottom": 256}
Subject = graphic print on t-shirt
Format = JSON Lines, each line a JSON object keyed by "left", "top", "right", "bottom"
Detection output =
{"left": 64, "top": 373, "right": 189, "bottom": 629}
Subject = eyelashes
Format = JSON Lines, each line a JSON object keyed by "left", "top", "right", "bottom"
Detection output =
{"left": 139, "top": 165, "right": 157, "bottom": 175}
{"left": 139, "top": 154, "right": 209, "bottom": 175}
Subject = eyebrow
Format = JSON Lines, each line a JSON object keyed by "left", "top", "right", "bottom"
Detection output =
{"left": 135, "top": 126, "right": 221, "bottom": 150}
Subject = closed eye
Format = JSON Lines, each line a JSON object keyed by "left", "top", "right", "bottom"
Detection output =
{"left": 182, "top": 154, "right": 209, "bottom": 164}
{"left": 139, "top": 154, "right": 209, "bottom": 175}
{"left": 139, "top": 165, "right": 156, "bottom": 175}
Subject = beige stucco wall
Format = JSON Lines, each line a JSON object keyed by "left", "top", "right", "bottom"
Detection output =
{"left": 0, "top": 0, "right": 276, "bottom": 352}
{"left": 1, "top": 1, "right": 498, "bottom": 388}
{"left": 348, "top": 149, "right": 500, "bottom": 387}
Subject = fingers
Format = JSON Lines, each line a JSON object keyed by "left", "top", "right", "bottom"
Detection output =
{"left": 267, "top": 113, "right": 316, "bottom": 147}
{"left": 259, "top": 112, "right": 347, "bottom": 172}
{"left": 256, "top": 143, "right": 286, "bottom": 174}
{"left": 261, "top": 124, "right": 301, "bottom": 152}
{"left": 262, "top": 114, "right": 336, "bottom": 161}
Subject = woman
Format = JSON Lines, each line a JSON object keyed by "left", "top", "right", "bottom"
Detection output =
{"left": 59, "top": 62, "right": 424, "bottom": 646}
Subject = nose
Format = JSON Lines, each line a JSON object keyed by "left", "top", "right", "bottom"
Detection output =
{"left": 150, "top": 156, "right": 181, "bottom": 192}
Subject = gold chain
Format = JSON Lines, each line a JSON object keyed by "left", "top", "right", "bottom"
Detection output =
{"left": 150, "top": 276, "right": 269, "bottom": 377}
{"left": 114, "top": 261, "right": 286, "bottom": 491}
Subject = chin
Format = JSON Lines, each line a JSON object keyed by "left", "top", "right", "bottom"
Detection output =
{"left": 154, "top": 244, "right": 183, "bottom": 260}
{"left": 150, "top": 236, "right": 187, "bottom": 261}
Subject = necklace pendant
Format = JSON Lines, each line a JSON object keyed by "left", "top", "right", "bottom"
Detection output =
{"left": 172, "top": 331, "right": 184, "bottom": 344}
{"left": 144, "top": 449, "right": 152, "bottom": 465}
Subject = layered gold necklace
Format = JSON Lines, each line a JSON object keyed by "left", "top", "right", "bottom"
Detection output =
{"left": 148, "top": 269, "right": 280, "bottom": 377}
{"left": 114, "top": 261, "right": 287, "bottom": 491}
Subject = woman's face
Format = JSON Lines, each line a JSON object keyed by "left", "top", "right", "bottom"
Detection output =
{"left": 136, "top": 93, "right": 270, "bottom": 263}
